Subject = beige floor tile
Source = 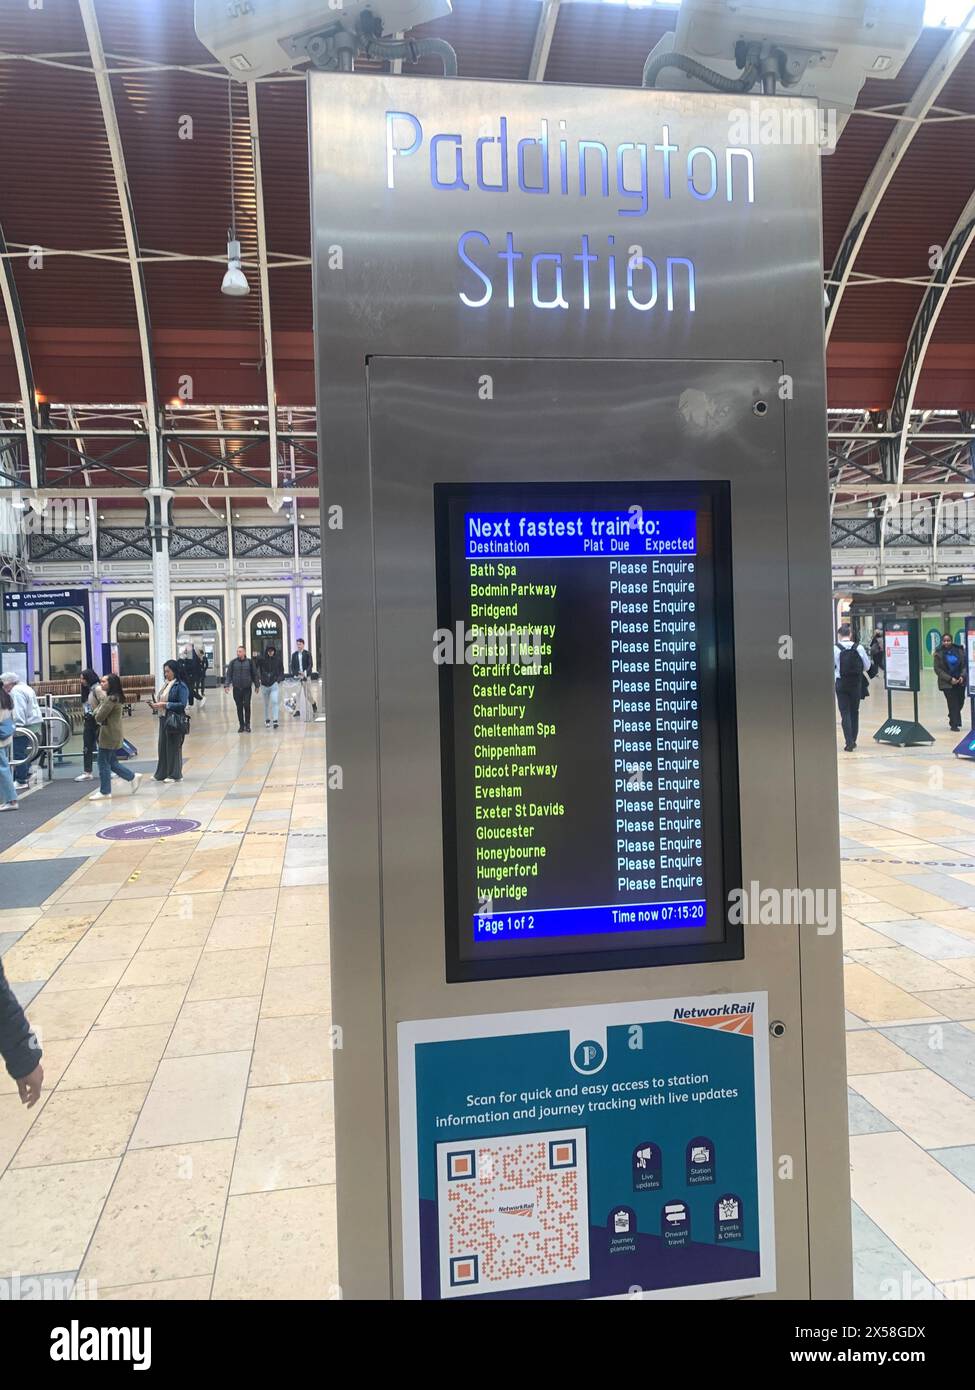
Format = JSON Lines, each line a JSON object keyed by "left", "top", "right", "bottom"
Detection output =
{"left": 841, "top": 918, "right": 895, "bottom": 951}
{"left": 80, "top": 1140, "right": 235, "bottom": 1285}
{"left": 850, "top": 1131, "right": 975, "bottom": 1285}
{"left": 0, "top": 1159, "right": 119, "bottom": 1276}
{"left": 843, "top": 963, "right": 941, "bottom": 1024}
{"left": 118, "top": 947, "right": 202, "bottom": 989}
{"left": 205, "top": 916, "right": 274, "bottom": 952}
{"left": 44, "top": 957, "right": 129, "bottom": 993}
{"left": 0, "top": 908, "right": 42, "bottom": 930}
{"left": 130, "top": 1052, "right": 251, "bottom": 1149}
{"left": 70, "top": 924, "right": 151, "bottom": 963}
{"left": 260, "top": 964, "right": 330, "bottom": 1018}
{"left": 249, "top": 1015, "right": 333, "bottom": 1086}
{"left": 12, "top": 1083, "right": 149, "bottom": 1167}
{"left": 850, "top": 1069, "right": 975, "bottom": 1148}
{"left": 231, "top": 1082, "right": 333, "bottom": 1194}
{"left": 1, "top": 937, "right": 77, "bottom": 982}
{"left": 95, "top": 899, "right": 166, "bottom": 928}
{"left": 95, "top": 984, "right": 187, "bottom": 1030}
{"left": 164, "top": 996, "right": 261, "bottom": 1059}
{"left": 27, "top": 987, "right": 113, "bottom": 1042}
{"left": 924, "top": 910, "right": 975, "bottom": 940}
{"left": 174, "top": 867, "right": 230, "bottom": 893}
{"left": 0, "top": 1036, "right": 81, "bottom": 1097}
{"left": 225, "top": 872, "right": 282, "bottom": 892}
{"left": 845, "top": 946, "right": 971, "bottom": 994}
{"left": 88, "top": 1276, "right": 212, "bottom": 1301}
{"left": 59, "top": 1024, "right": 172, "bottom": 1090}
{"left": 911, "top": 987, "right": 975, "bottom": 1020}
{"left": 186, "top": 947, "right": 268, "bottom": 1001}
{"left": 155, "top": 892, "right": 222, "bottom": 925}
{"left": 0, "top": 1091, "right": 49, "bottom": 1170}
{"left": 939, "top": 957, "right": 975, "bottom": 984}
{"left": 215, "top": 888, "right": 279, "bottom": 918}
{"left": 212, "top": 1184, "right": 337, "bottom": 1299}
{"left": 844, "top": 1030, "right": 924, "bottom": 1076}
{"left": 268, "top": 923, "right": 330, "bottom": 969}
{"left": 139, "top": 917, "right": 211, "bottom": 951}
{"left": 868, "top": 885, "right": 960, "bottom": 914}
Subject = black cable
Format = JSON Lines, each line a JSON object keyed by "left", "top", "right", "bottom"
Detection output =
{"left": 642, "top": 51, "right": 758, "bottom": 93}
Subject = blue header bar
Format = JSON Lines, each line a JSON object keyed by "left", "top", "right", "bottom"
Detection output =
{"left": 465, "top": 509, "right": 696, "bottom": 559}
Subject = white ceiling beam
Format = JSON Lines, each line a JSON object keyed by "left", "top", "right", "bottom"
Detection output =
{"left": 826, "top": 11, "right": 975, "bottom": 342}
{"left": 891, "top": 189, "right": 975, "bottom": 495}
{"left": 78, "top": 0, "right": 160, "bottom": 488}
{"left": 246, "top": 82, "right": 278, "bottom": 493}
{"left": 529, "top": 0, "right": 561, "bottom": 82}
{"left": 0, "top": 224, "right": 38, "bottom": 488}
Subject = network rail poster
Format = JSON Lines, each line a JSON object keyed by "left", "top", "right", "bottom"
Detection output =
{"left": 399, "top": 993, "right": 775, "bottom": 1300}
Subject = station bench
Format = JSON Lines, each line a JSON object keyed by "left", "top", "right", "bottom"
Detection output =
{"left": 34, "top": 674, "right": 156, "bottom": 716}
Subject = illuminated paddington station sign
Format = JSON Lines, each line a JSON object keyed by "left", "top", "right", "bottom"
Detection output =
{"left": 384, "top": 112, "right": 757, "bottom": 312}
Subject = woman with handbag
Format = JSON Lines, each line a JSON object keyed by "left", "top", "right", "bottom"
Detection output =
{"left": 88, "top": 674, "right": 142, "bottom": 801}
{"left": 74, "top": 668, "right": 103, "bottom": 782}
{"left": 0, "top": 687, "right": 20, "bottom": 811}
{"left": 151, "top": 660, "right": 190, "bottom": 783}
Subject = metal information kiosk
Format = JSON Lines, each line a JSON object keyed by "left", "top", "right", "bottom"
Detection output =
{"left": 310, "top": 75, "right": 851, "bottom": 1300}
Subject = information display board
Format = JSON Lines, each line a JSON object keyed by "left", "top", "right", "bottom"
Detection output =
{"left": 399, "top": 993, "right": 775, "bottom": 1301}
{"left": 884, "top": 620, "right": 918, "bottom": 692}
{"left": 436, "top": 482, "right": 741, "bottom": 981}
{"left": 967, "top": 618, "right": 975, "bottom": 699}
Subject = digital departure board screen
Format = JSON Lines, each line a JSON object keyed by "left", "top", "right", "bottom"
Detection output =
{"left": 436, "top": 481, "right": 742, "bottom": 982}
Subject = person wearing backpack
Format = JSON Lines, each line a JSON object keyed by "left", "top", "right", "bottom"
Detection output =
{"left": 933, "top": 630, "right": 968, "bottom": 733}
{"left": 834, "top": 624, "right": 870, "bottom": 752}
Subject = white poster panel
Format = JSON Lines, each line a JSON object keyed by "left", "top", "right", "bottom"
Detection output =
{"left": 885, "top": 631, "right": 911, "bottom": 691}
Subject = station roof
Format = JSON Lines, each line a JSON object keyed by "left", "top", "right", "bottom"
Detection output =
{"left": 0, "top": 0, "right": 973, "bottom": 498}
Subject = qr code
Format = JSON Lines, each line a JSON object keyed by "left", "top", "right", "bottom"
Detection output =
{"left": 437, "top": 1129, "right": 590, "bottom": 1298}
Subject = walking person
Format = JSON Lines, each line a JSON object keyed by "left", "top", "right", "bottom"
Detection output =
{"left": 89, "top": 673, "right": 142, "bottom": 801}
{"left": 223, "top": 645, "right": 259, "bottom": 733}
{"left": 258, "top": 643, "right": 284, "bottom": 729}
{"left": 1, "top": 672, "right": 43, "bottom": 788}
{"left": 0, "top": 687, "right": 20, "bottom": 812}
{"left": 933, "top": 630, "right": 968, "bottom": 733}
{"left": 289, "top": 638, "right": 318, "bottom": 720}
{"left": 74, "top": 667, "right": 103, "bottom": 782}
{"left": 0, "top": 955, "right": 43, "bottom": 1108}
{"left": 834, "top": 624, "right": 870, "bottom": 753}
{"left": 151, "top": 660, "right": 190, "bottom": 782}
{"left": 869, "top": 631, "right": 885, "bottom": 675}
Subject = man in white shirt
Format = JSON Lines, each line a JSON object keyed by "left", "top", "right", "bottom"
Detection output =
{"left": 833, "top": 625, "right": 871, "bottom": 752}
{"left": 1, "top": 673, "right": 43, "bottom": 787}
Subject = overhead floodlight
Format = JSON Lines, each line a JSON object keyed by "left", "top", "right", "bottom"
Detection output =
{"left": 221, "top": 237, "right": 250, "bottom": 297}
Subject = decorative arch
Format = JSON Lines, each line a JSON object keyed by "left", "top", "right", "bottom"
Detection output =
{"left": 245, "top": 603, "right": 289, "bottom": 658}
{"left": 110, "top": 607, "right": 154, "bottom": 677}
{"left": 40, "top": 608, "right": 85, "bottom": 682}
{"left": 177, "top": 605, "right": 225, "bottom": 679}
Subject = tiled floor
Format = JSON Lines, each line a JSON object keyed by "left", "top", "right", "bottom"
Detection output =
{"left": 2, "top": 676, "right": 975, "bottom": 1299}
{"left": 0, "top": 701, "right": 336, "bottom": 1301}
{"left": 841, "top": 675, "right": 975, "bottom": 1300}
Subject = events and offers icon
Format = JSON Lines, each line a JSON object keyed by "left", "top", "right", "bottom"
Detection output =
{"left": 660, "top": 1199, "right": 691, "bottom": 1249}
{"left": 685, "top": 1134, "right": 716, "bottom": 1185}
{"left": 631, "top": 1140, "right": 662, "bottom": 1192}
{"left": 714, "top": 1193, "right": 744, "bottom": 1243}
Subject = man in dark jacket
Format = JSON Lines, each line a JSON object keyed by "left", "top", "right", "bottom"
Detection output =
{"left": 224, "top": 645, "right": 260, "bottom": 733}
{"left": 257, "top": 644, "right": 285, "bottom": 729}
{"left": 0, "top": 957, "right": 43, "bottom": 1107}
{"left": 933, "top": 630, "right": 968, "bottom": 732}
{"left": 289, "top": 638, "right": 318, "bottom": 718}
